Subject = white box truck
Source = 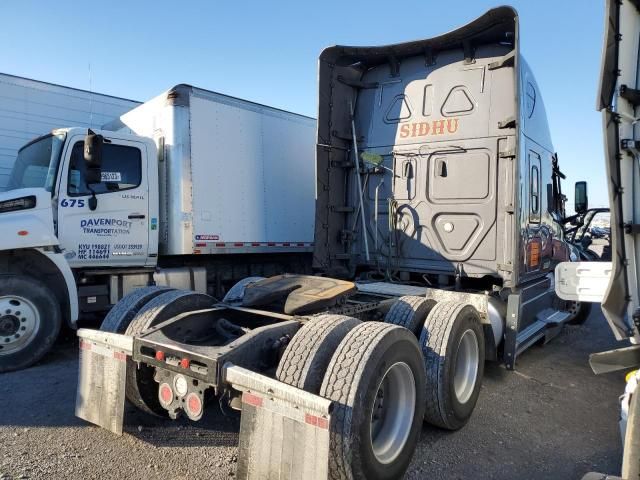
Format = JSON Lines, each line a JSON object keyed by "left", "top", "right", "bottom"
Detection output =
{"left": 0, "top": 84, "right": 316, "bottom": 372}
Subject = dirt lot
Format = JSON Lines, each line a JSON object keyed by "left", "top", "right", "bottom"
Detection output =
{"left": 0, "top": 306, "right": 627, "bottom": 480}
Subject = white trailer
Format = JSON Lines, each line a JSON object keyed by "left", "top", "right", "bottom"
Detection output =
{"left": 554, "top": 0, "right": 640, "bottom": 478}
{"left": 0, "top": 72, "right": 140, "bottom": 190}
{"left": 0, "top": 84, "right": 315, "bottom": 372}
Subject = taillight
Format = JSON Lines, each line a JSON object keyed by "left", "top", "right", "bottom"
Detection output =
{"left": 185, "top": 392, "right": 203, "bottom": 420}
{"left": 180, "top": 358, "right": 190, "bottom": 369}
{"left": 155, "top": 350, "right": 165, "bottom": 362}
{"left": 158, "top": 382, "right": 173, "bottom": 407}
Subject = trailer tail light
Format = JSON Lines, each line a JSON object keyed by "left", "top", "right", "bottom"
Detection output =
{"left": 180, "top": 358, "right": 190, "bottom": 369}
{"left": 155, "top": 350, "right": 165, "bottom": 362}
{"left": 185, "top": 392, "right": 203, "bottom": 420}
{"left": 159, "top": 383, "right": 173, "bottom": 407}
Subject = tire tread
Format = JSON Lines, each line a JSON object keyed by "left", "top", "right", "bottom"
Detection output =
{"left": 320, "top": 322, "right": 398, "bottom": 480}
{"left": 276, "top": 314, "right": 360, "bottom": 393}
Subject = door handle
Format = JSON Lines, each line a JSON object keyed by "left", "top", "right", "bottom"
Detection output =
{"left": 128, "top": 214, "right": 146, "bottom": 219}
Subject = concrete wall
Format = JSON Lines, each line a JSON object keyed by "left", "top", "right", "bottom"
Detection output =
{"left": 0, "top": 73, "right": 140, "bottom": 189}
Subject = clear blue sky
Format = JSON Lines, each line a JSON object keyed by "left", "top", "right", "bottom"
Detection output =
{"left": 0, "top": 1, "right": 607, "bottom": 209}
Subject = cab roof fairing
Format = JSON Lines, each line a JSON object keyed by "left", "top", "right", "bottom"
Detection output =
{"left": 313, "top": 6, "right": 523, "bottom": 277}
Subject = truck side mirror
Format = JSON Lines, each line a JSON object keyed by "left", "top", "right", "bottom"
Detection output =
{"left": 84, "top": 129, "right": 103, "bottom": 170}
{"left": 574, "top": 181, "right": 588, "bottom": 214}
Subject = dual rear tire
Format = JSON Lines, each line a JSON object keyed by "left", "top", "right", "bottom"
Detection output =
{"left": 276, "top": 298, "right": 485, "bottom": 479}
{"left": 100, "top": 287, "right": 216, "bottom": 416}
{"left": 385, "top": 296, "right": 485, "bottom": 430}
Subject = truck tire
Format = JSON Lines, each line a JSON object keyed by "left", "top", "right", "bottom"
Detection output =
{"left": 0, "top": 275, "right": 61, "bottom": 373}
{"left": 567, "top": 301, "right": 592, "bottom": 325}
{"left": 384, "top": 296, "right": 435, "bottom": 336}
{"left": 420, "top": 301, "right": 485, "bottom": 430}
{"left": 276, "top": 314, "right": 360, "bottom": 393}
{"left": 115, "top": 290, "right": 215, "bottom": 416}
{"left": 320, "top": 322, "right": 426, "bottom": 480}
{"left": 222, "top": 276, "right": 265, "bottom": 304}
{"left": 100, "top": 286, "right": 174, "bottom": 333}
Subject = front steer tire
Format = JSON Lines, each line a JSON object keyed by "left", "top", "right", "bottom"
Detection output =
{"left": 0, "top": 275, "right": 61, "bottom": 373}
{"left": 320, "top": 322, "right": 427, "bottom": 480}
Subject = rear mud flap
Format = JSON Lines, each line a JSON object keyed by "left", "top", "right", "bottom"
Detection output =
{"left": 75, "top": 329, "right": 132, "bottom": 435}
{"left": 74, "top": 331, "right": 334, "bottom": 479}
{"left": 224, "top": 364, "right": 333, "bottom": 480}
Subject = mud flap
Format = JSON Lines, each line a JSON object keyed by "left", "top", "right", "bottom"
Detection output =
{"left": 75, "top": 328, "right": 132, "bottom": 435}
{"left": 224, "top": 364, "right": 333, "bottom": 480}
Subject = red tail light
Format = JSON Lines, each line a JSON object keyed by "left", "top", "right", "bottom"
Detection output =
{"left": 180, "top": 358, "right": 190, "bottom": 369}
{"left": 155, "top": 350, "right": 165, "bottom": 362}
{"left": 158, "top": 382, "right": 173, "bottom": 407}
{"left": 185, "top": 392, "right": 203, "bottom": 420}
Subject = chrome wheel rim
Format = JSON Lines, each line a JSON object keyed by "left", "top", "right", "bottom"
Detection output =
{"left": 568, "top": 301, "right": 581, "bottom": 318}
{"left": 0, "top": 296, "right": 40, "bottom": 356}
{"left": 370, "top": 361, "right": 416, "bottom": 465}
{"left": 453, "top": 329, "right": 479, "bottom": 404}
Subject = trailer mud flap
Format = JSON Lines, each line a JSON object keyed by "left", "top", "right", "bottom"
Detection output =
{"left": 224, "top": 364, "right": 333, "bottom": 480}
{"left": 75, "top": 329, "right": 132, "bottom": 435}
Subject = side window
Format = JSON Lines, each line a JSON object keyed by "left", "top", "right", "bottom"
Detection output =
{"left": 529, "top": 151, "right": 541, "bottom": 223}
{"left": 68, "top": 141, "right": 142, "bottom": 196}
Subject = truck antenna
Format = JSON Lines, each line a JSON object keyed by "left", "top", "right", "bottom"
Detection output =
{"left": 88, "top": 62, "right": 93, "bottom": 126}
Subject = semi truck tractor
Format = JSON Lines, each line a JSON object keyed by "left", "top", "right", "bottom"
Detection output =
{"left": 76, "top": 7, "right": 586, "bottom": 479}
{"left": 555, "top": 0, "right": 640, "bottom": 478}
{"left": 0, "top": 85, "right": 316, "bottom": 372}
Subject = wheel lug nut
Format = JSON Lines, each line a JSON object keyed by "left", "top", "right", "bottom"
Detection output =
{"left": 21, "top": 318, "right": 26, "bottom": 323}
{"left": 14, "top": 334, "right": 20, "bottom": 339}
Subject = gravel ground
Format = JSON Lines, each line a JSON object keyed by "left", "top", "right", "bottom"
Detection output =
{"left": 0, "top": 306, "right": 626, "bottom": 480}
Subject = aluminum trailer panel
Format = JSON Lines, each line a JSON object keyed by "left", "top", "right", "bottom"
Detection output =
{"left": 0, "top": 73, "right": 140, "bottom": 190}
{"left": 106, "top": 85, "right": 316, "bottom": 256}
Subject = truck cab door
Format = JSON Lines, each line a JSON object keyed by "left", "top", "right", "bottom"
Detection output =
{"left": 56, "top": 134, "right": 150, "bottom": 267}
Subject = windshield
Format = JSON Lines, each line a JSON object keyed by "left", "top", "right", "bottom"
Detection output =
{"left": 7, "top": 132, "right": 66, "bottom": 192}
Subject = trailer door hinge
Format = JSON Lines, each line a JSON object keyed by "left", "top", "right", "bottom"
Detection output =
{"left": 621, "top": 138, "right": 640, "bottom": 152}
{"left": 330, "top": 160, "right": 355, "bottom": 168}
{"left": 624, "top": 223, "right": 640, "bottom": 235}
{"left": 498, "top": 263, "right": 513, "bottom": 272}
{"left": 340, "top": 229, "right": 354, "bottom": 241}
{"left": 499, "top": 149, "right": 516, "bottom": 159}
{"left": 488, "top": 51, "right": 515, "bottom": 70}
{"left": 331, "top": 206, "right": 355, "bottom": 213}
{"left": 498, "top": 116, "right": 516, "bottom": 129}
{"left": 620, "top": 84, "right": 640, "bottom": 107}
{"left": 337, "top": 75, "right": 379, "bottom": 89}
